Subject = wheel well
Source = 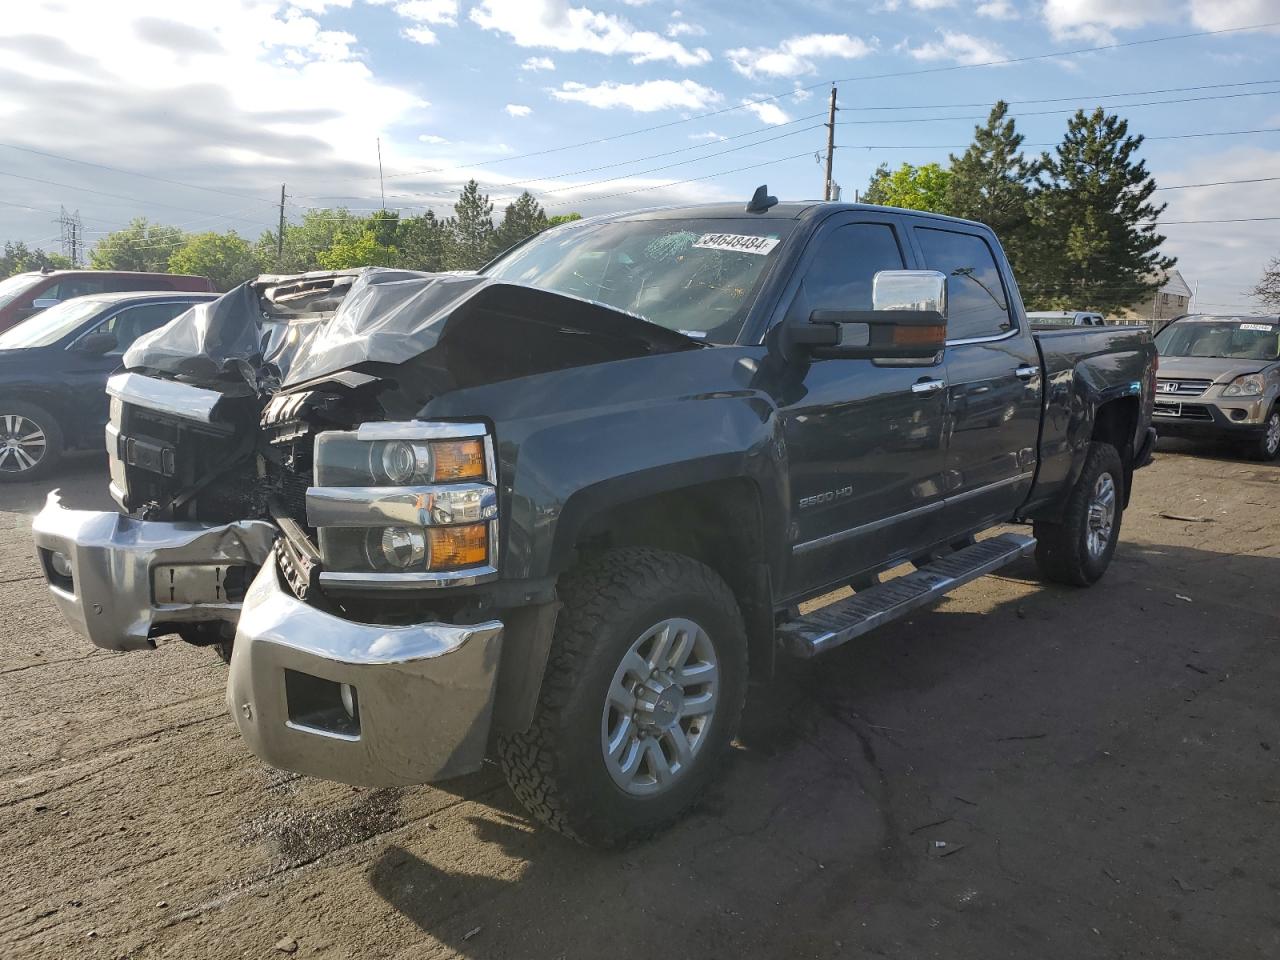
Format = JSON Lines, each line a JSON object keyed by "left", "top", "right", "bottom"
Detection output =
{"left": 1092, "top": 397, "right": 1138, "bottom": 505}
{"left": 573, "top": 478, "right": 775, "bottom": 679}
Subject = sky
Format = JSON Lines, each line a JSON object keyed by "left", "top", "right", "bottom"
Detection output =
{"left": 0, "top": 0, "right": 1278, "bottom": 311}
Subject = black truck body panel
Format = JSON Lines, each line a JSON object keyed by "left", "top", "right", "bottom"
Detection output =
{"left": 103, "top": 201, "right": 1155, "bottom": 663}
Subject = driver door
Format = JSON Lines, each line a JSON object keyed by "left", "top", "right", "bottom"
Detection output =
{"left": 773, "top": 215, "right": 950, "bottom": 599}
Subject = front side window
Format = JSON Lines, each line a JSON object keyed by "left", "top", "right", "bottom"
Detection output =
{"left": 1156, "top": 319, "right": 1280, "bottom": 362}
{"left": 915, "top": 227, "right": 1012, "bottom": 341}
{"left": 483, "top": 217, "right": 795, "bottom": 344}
{"left": 794, "top": 222, "right": 906, "bottom": 314}
{"left": 85, "top": 302, "right": 194, "bottom": 354}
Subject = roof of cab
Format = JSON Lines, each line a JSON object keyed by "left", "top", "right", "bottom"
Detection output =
{"left": 608, "top": 200, "right": 991, "bottom": 230}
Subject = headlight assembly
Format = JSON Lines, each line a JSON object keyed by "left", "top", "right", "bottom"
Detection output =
{"left": 308, "top": 422, "right": 498, "bottom": 586}
{"left": 1222, "top": 373, "right": 1265, "bottom": 397}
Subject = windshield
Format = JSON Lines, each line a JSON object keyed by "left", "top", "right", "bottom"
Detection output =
{"left": 1155, "top": 319, "right": 1280, "bottom": 362}
{"left": 0, "top": 297, "right": 107, "bottom": 349}
{"left": 483, "top": 217, "right": 795, "bottom": 344}
{"left": 0, "top": 273, "right": 42, "bottom": 309}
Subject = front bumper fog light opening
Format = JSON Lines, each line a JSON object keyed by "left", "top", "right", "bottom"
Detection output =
{"left": 284, "top": 669, "right": 361, "bottom": 740}
{"left": 41, "top": 548, "right": 74, "bottom": 592}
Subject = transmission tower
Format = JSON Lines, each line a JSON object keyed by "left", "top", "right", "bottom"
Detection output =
{"left": 56, "top": 206, "right": 83, "bottom": 266}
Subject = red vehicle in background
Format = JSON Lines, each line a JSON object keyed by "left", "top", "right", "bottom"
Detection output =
{"left": 0, "top": 269, "right": 215, "bottom": 333}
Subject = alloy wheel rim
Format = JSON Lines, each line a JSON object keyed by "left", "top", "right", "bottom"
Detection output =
{"left": 0, "top": 415, "right": 46, "bottom": 473}
{"left": 1266, "top": 413, "right": 1280, "bottom": 455}
{"left": 1086, "top": 472, "right": 1117, "bottom": 559}
{"left": 600, "top": 617, "right": 719, "bottom": 797}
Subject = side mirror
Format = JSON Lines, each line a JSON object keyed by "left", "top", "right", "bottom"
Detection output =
{"left": 793, "top": 270, "right": 948, "bottom": 360}
{"left": 74, "top": 331, "right": 117, "bottom": 355}
{"left": 31, "top": 297, "right": 60, "bottom": 310}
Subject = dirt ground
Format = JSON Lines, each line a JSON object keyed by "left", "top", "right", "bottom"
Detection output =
{"left": 1, "top": 440, "right": 1277, "bottom": 960}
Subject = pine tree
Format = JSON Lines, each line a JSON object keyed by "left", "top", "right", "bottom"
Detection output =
{"left": 493, "top": 192, "right": 548, "bottom": 256}
{"left": 449, "top": 180, "right": 496, "bottom": 270}
{"left": 946, "top": 101, "right": 1036, "bottom": 275}
{"left": 397, "top": 210, "right": 452, "bottom": 272}
{"left": 1026, "top": 108, "right": 1174, "bottom": 313}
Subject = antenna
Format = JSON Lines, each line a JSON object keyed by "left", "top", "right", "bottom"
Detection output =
{"left": 377, "top": 137, "right": 386, "bottom": 210}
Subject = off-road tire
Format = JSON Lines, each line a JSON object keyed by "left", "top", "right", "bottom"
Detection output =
{"left": 1033, "top": 441, "right": 1124, "bottom": 587}
{"left": 1244, "top": 406, "right": 1280, "bottom": 462}
{"left": 498, "top": 547, "right": 748, "bottom": 848}
{"left": 0, "top": 400, "right": 63, "bottom": 483}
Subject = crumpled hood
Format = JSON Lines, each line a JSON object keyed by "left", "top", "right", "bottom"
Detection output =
{"left": 1158, "top": 355, "right": 1273, "bottom": 383}
{"left": 123, "top": 267, "right": 701, "bottom": 396}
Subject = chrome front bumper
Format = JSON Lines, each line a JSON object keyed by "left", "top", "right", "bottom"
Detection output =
{"left": 227, "top": 561, "right": 504, "bottom": 785}
{"left": 31, "top": 492, "right": 276, "bottom": 652}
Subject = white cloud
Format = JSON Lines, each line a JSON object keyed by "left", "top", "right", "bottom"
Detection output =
{"left": 520, "top": 56, "right": 555, "bottom": 71}
{"left": 689, "top": 130, "right": 726, "bottom": 141}
{"left": 1041, "top": 0, "right": 1171, "bottom": 41}
{"left": 741, "top": 98, "right": 790, "bottom": 125}
{"left": 393, "top": 0, "right": 458, "bottom": 24}
{"left": 977, "top": 0, "right": 1019, "bottom": 18}
{"left": 902, "top": 31, "right": 1008, "bottom": 65}
{"left": 1153, "top": 147, "right": 1280, "bottom": 309}
{"left": 666, "top": 20, "right": 706, "bottom": 38}
{"left": 402, "top": 25, "right": 438, "bottom": 44}
{"left": 907, "top": 0, "right": 955, "bottom": 8}
{"left": 505, "top": 103, "right": 532, "bottom": 117}
{"left": 726, "top": 33, "right": 876, "bottom": 80}
{"left": 552, "top": 79, "right": 722, "bottom": 112}
{"left": 418, "top": 133, "right": 449, "bottom": 143}
{"left": 470, "top": 0, "right": 712, "bottom": 66}
{"left": 1189, "top": 0, "right": 1280, "bottom": 32}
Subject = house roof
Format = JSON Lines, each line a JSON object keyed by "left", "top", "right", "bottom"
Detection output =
{"left": 1159, "top": 269, "right": 1193, "bottom": 299}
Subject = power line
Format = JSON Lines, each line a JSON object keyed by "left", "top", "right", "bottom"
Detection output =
{"left": 1155, "top": 176, "right": 1280, "bottom": 191}
{"left": 836, "top": 78, "right": 1280, "bottom": 112}
{"left": 352, "top": 19, "right": 1280, "bottom": 184}
{"left": 0, "top": 142, "right": 283, "bottom": 209}
{"left": 1162, "top": 216, "right": 1280, "bottom": 224}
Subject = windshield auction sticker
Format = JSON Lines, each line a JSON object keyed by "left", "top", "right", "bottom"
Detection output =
{"left": 1240, "top": 323, "right": 1274, "bottom": 331}
{"left": 693, "top": 233, "right": 780, "bottom": 255}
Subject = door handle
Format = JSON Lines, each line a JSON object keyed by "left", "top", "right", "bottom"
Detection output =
{"left": 1015, "top": 365, "right": 1040, "bottom": 380}
{"left": 911, "top": 378, "right": 947, "bottom": 395}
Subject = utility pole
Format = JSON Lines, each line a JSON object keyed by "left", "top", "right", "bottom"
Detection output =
{"left": 276, "top": 183, "right": 286, "bottom": 264}
{"left": 56, "top": 206, "right": 84, "bottom": 266}
{"left": 823, "top": 86, "right": 837, "bottom": 201}
{"left": 377, "top": 137, "right": 386, "bottom": 210}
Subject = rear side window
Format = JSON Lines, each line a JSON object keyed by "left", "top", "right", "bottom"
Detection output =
{"left": 797, "top": 222, "right": 906, "bottom": 313}
{"left": 915, "top": 228, "right": 1012, "bottom": 341}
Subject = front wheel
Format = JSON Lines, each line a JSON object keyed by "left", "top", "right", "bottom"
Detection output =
{"left": 1245, "top": 407, "right": 1280, "bottom": 461}
{"left": 0, "top": 401, "right": 63, "bottom": 482}
{"left": 1033, "top": 441, "right": 1125, "bottom": 587}
{"left": 498, "top": 548, "right": 748, "bottom": 848}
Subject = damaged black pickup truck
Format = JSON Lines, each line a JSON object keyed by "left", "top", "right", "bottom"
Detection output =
{"left": 35, "top": 197, "right": 1157, "bottom": 847}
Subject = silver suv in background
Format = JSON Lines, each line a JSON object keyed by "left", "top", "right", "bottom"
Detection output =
{"left": 1153, "top": 314, "right": 1280, "bottom": 460}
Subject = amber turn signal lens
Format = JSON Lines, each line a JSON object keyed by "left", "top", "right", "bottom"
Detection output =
{"left": 431, "top": 439, "right": 486, "bottom": 482}
{"left": 891, "top": 324, "right": 945, "bottom": 346}
{"left": 427, "top": 523, "right": 488, "bottom": 570}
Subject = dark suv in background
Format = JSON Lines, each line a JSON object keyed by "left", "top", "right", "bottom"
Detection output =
{"left": 1153, "top": 314, "right": 1280, "bottom": 460}
{"left": 0, "top": 290, "right": 217, "bottom": 480}
{"left": 0, "top": 269, "right": 214, "bottom": 333}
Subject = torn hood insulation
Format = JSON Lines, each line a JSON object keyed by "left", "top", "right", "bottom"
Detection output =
{"left": 123, "top": 267, "right": 703, "bottom": 395}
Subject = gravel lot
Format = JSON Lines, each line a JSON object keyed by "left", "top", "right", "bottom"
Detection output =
{"left": 1, "top": 441, "right": 1277, "bottom": 960}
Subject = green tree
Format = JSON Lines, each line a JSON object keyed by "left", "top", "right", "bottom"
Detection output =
{"left": 256, "top": 208, "right": 359, "bottom": 273}
{"left": 1027, "top": 108, "right": 1174, "bottom": 313}
{"left": 448, "top": 180, "right": 495, "bottom": 270}
{"left": 546, "top": 212, "right": 583, "bottom": 228}
{"left": 0, "top": 241, "right": 71, "bottom": 277}
{"left": 946, "top": 101, "right": 1037, "bottom": 276}
{"left": 168, "top": 231, "right": 259, "bottom": 290}
{"left": 89, "top": 218, "right": 186, "bottom": 272}
{"left": 316, "top": 211, "right": 401, "bottom": 270}
{"left": 493, "top": 192, "right": 548, "bottom": 255}
{"left": 862, "top": 162, "right": 952, "bottom": 213}
{"left": 397, "top": 210, "right": 452, "bottom": 272}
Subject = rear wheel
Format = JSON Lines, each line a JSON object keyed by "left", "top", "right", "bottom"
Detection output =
{"left": 1033, "top": 442, "right": 1124, "bottom": 587}
{"left": 0, "top": 402, "right": 62, "bottom": 482}
{"left": 498, "top": 547, "right": 748, "bottom": 848}
{"left": 1245, "top": 407, "right": 1280, "bottom": 461}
